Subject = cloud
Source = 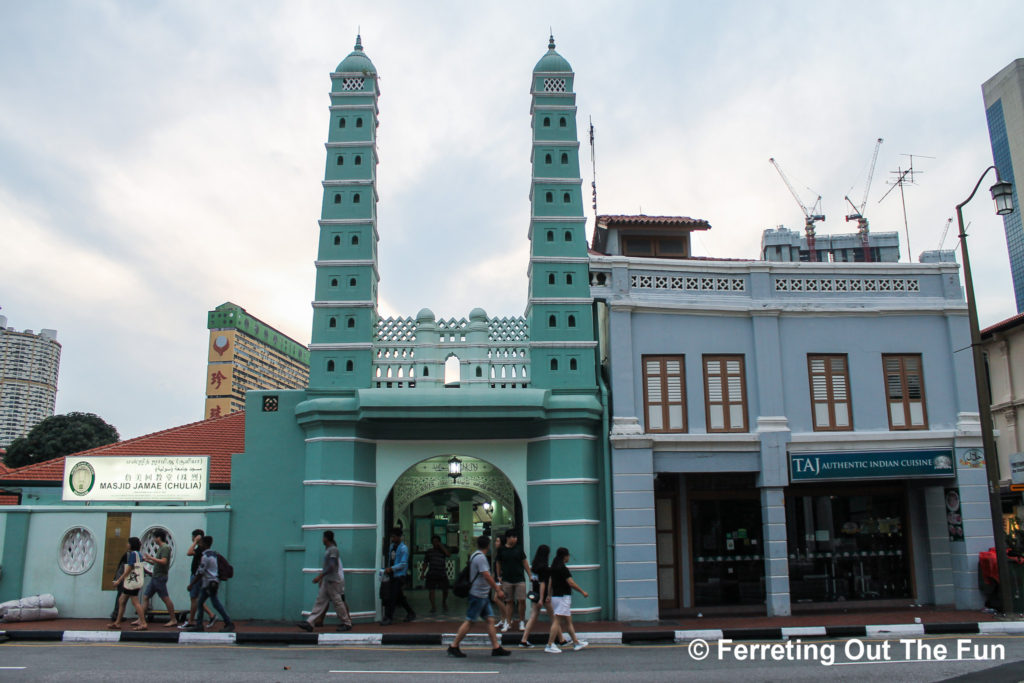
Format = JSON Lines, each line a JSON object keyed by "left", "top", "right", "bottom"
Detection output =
{"left": 2, "top": 1, "right": 1023, "bottom": 438}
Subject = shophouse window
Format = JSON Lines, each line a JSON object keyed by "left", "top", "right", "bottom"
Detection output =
{"left": 882, "top": 354, "right": 927, "bottom": 429}
{"left": 703, "top": 355, "right": 747, "bottom": 432}
{"left": 643, "top": 355, "right": 686, "bottom": 432}
{"left": 808, "top": 354, "right": 852, "bottom": 431}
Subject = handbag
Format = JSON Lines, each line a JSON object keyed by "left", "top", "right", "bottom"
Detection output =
{"left": 123, "top": 552, "right": 144, "bottom": 591}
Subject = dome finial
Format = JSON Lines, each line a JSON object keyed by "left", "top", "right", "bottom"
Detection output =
{"left": 355, "top": 32, "right": 363, "bottom": 52}
{"left": 548, "top": 30, "right": 555, "bottom": 50}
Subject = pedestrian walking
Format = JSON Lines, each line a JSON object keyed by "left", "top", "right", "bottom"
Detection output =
{"left": 138, "top": 529, "right": 178, "bottom": 627}
{"left": 107, "top": 537, "right": 146, "bottom": 631}
{"left": 180, "top": 529, "right": 216, "bottom": 630}
{"left": 109, "top": 547, "right": 129, "bottom": 621}
{"left": 381, "top": 527, "right": 415, "bottom": 625}
{"left": 491, "top": 534, "right": 506, "bottom": 629}
{"left": 421, "top": 535, "right": 451, "bottom": 613}
{"left": 187, "top": 536, "right": 235, "bottom": 632}
{"left": 495, "top": 529, "right": 531, "bottom": 631}
{"left": 545, "top": 546, "right": 588, "bottom": 653}
{"left": 446, "top": 535, "right": 511, "bottom": 658}
{"left": 519, "top": 544, "right": 564, "bottom": 648}
{"left": 298, "top": 530, "right": 352, "bottom": 632}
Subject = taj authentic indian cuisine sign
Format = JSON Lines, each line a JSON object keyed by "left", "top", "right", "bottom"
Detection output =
{"left": 790, "top": 449, "right": 954, "bottom": 482}
{"left": 63, "top": 455, "right": 209, "bottom": 502}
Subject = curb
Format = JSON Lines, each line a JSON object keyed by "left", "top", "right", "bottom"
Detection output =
{"left": 1, "top": 621, "right": 1022, "bottom": 645}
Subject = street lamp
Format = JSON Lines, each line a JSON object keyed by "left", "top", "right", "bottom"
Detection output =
{"left": 956, "top": 165, "right": 1016, "bottom": 615}
{"left": 447, "top": 455, "right": 462, "bottom": 484}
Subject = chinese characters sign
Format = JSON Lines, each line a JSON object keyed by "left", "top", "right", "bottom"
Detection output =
{"left": 63, "top": 456, "right": 209, "bottom": 502}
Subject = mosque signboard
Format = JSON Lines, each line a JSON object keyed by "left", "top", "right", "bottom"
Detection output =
{"left": 62, "top": 455, "right": 209, "bottom": 502}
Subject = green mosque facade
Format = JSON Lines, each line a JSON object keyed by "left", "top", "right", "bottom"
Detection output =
{"left": 227, "top": 37, "right": 612, "bottom": 622}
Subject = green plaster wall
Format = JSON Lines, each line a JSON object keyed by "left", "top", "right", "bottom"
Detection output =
{"left": 0, "top": 508, "right": 216, "bottom": 616}
{"left": 228, "top": 390, "right": 309, "bottom": 619}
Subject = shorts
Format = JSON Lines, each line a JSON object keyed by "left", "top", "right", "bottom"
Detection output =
{"left": 465, "top": 595, "right": 494, "bottom": 622}
{"left": 143, "top": 575, "right": 169, "bottom": 599}
{"left": 190, "top": 581, "right": 203, "bottom": 599}
{"left": 425, "top": 575, "right": 449, "bottom": 590}
{"left": 503, "top": 582, "right": 527, "bottom": 602}
{"left": 551, "top": 595, "right": 572, "bottom": 617}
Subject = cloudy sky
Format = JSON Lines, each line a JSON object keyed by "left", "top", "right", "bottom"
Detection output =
{"left": 2, "top": 2, "right": 1022, "bottom": 440}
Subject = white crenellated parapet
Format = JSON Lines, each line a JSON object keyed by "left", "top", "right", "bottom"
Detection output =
{"left": 371, "top": 308, "right": 531, "bottom": 389}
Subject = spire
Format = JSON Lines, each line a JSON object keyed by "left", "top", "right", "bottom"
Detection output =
{"left": 355, "top": 33, "right": 363, "bottom": 51}
{"left": 548, "top": 32, "right": 555, "bottom": 50}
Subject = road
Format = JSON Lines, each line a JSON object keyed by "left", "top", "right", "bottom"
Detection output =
{"left": 0, "top": 635, "right": 1021, "bottom": 682}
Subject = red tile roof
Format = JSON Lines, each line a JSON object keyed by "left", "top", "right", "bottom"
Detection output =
{"left": 597, "top": 214, "right": 712, "bottom": 230}
{"left": 981, "top": 312, "right": 1024, "bottom": 338}
{"left": 0, "top": 492, "right": 20, "bottom": 505}
{"left": 0, "top": 411, "right": 245, "bottom": 486}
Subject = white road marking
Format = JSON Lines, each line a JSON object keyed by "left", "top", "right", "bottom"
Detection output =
{"left": 330, "top": 671, "right": 498, "bottom": 675}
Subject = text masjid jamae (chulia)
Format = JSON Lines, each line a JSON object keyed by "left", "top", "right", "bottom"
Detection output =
{"left": 99, "top": 480, "right": 203, "bottom": 491}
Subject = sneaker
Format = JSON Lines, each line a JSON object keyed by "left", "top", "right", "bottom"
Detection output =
{"left": 177, "top": 620, "right": 189, "bottom": 630}
{"left": 545, "top": 644, "right": 562, "bottom": 654}
{"left": 491, "top": 647, "right": 511, "bottom": 657}
{"left": 337, "top": 624, "right": 353, "bottom": 632}
{"left": 499, "top": 620, "right": 510, "bottom": 633}
{"left": 519, "top": 641, "right": 534, "bottom": 648}
{"left": 208, "top": 615, "right": 219, "bottom": 629}
{"left": 574, "top": 640, "right": 589, "bottom": 651}
{"left": 447, "top": 645, "right": 467, "bottom": 658}
{"left": 380, "top": 618, "right": 393, "bottom": 626}
{"left": 297, "top": 621, "right": 313, "bottom": 632}
{"left": 519, "top": 620, "right": 526, "bottom": 631}
{"left": 220, "top": 623, "right": 235, "bottom": 633}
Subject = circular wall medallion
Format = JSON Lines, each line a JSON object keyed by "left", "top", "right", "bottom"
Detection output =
{"left": 58, "top": 526, "right": 97, "bottom": 575}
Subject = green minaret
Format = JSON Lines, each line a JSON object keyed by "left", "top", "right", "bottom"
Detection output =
{"left": 308, "top": 35, "right": 380, "bottom": 390}
{"left": 526, "top": 35, "right": 596, "bottom": 391}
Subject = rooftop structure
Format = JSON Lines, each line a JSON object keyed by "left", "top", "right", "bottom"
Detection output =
{"left": 205, "top": 302, "right": 310, "bottom": 419}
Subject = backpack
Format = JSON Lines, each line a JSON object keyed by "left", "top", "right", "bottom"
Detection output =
{"left": 452, "top": 551, "right": 481, "bottom": 598}
{"left": 215, "top": 552, "right": 234, "bottom": 580}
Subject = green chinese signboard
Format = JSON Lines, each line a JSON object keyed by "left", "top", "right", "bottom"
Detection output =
{"left": 790, "top": 449, "right": 955, "bottom": 482}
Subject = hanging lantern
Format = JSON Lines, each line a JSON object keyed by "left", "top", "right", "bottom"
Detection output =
{"left": 448, "top": 455, "right": 462, "bottom": 483}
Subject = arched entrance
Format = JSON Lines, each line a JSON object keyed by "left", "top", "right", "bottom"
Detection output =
{"left": 382, "top": 455, "right": 522, "bottom": 619}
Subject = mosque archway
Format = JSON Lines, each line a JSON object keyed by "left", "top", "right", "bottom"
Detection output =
{"left": 381, "top": 455, "right": 522, "bottom": 619}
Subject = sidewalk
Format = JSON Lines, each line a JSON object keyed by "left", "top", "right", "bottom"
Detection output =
{"left": 2, "top": 606, "right": 1022, "bottom": 646}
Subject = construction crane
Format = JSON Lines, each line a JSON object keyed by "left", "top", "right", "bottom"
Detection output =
{"left": 844, "top": 137, "right": 883, "bottom": 262}
{"left": 769, "top": 157, "right": 826, "bottom": 261}
{"left": 936, "top": 217, "right": 954, "bottom": 250}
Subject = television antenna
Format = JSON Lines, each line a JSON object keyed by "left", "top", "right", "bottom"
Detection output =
{"left": 878, "top": 153, "right": 934, "bottom": 261}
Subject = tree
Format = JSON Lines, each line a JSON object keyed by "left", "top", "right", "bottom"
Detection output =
{"left": 4, "top": 412, "right": 119, "bottom": 469}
